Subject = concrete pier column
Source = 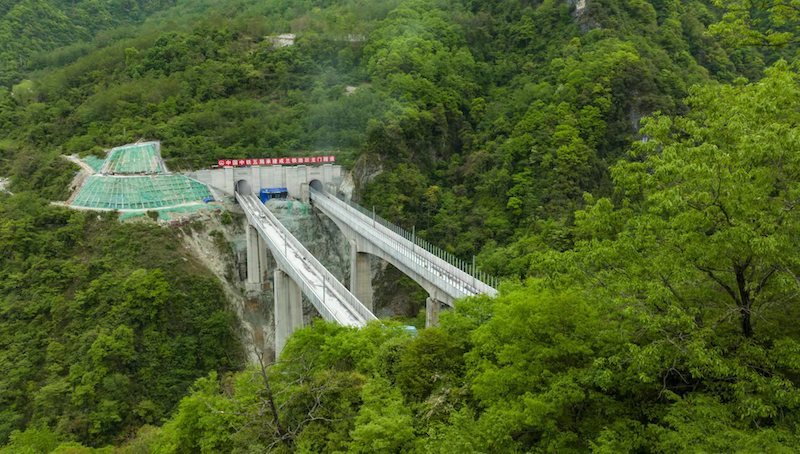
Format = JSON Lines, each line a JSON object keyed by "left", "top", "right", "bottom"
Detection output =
{"left": 257, "top": 235, "right": 269, "bottom": 283}
{"left": 274, "top": 269, "right": 303, "bottom": 355}
{"left": 426, "top": 297, "right": 440, "bottom": 328}
{"left": 350, "top": 244, "right": 374, "bottom": 312}
{"left": 246, "top": 224, "right": 263, "bottom": 291}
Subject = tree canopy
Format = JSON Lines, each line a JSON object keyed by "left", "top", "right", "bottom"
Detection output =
{"left": 1, "top": 0, "right": 800, "bottom": 452}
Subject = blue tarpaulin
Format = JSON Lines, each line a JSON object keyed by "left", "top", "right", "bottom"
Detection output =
{"left": 259, "top": 187, "right": 289, "bottom": 203}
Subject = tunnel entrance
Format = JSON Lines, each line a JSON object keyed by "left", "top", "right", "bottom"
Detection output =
{"left": 309, "top": 179, "right": 324, "bottom": 193}
{"left": 236, "top": 179, "right": 251, "bottom": 195}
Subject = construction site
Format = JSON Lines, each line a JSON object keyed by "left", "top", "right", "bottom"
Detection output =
{"left": 65, "top": 141, "right": 220, "bottom": 221}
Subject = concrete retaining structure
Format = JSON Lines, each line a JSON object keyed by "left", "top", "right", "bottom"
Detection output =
{"left": 189, "top": 164, "right": 343, "bottom": 200}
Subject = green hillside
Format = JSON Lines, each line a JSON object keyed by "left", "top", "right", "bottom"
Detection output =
{"left": 0, "top": 0, "right": 177, "bottom": 86}
{"left": 1, "top": 0, "right": 800, "bottom": 451}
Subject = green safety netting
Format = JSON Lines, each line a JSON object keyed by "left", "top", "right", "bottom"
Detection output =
{"left": 82, "top": 156, "right": 106, "bottom": 172}
{"left": 72, "top": 175, "right": 211, "bottom": 210}
{"left": 271, "top": 199, "right": 309, "bottom": 215}
{"left": 118, "top": 203, "right": 221, "bottom": 221}
{"left": 102, "top": 142, "right": 164, "bottom": 174}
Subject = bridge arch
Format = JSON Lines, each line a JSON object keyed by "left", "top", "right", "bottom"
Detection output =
{"left": 319, "top": 213, "right": 448, "bottom": 304}
{"left": 236, "top": 179, "right": 251, "bottom": 195}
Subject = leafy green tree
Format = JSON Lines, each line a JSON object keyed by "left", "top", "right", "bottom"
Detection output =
{"left": 395, "top": 328, "right": 464, "bottom": 403}
{"left": 545, "top": 61, "right": 800, "bottom": 450}
{"left": 609, "top": 61, "right": 800, "bottom": 339}
{"left": 0, "top": 197, "right": 240, "bottom": 447}
{"left": 348, "top": 377, "right": 414, "bottom": 453}
{"left": 0, "top": 427, "right": 63, "bottom": 454}
{"left": 709, "top": 0, "right": 800, "bottom": 48}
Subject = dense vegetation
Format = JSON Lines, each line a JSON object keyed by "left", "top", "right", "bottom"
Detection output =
{"left": 1, "top": 0, "right": 800, "bottom": 451}
{"left": 0, "top": 0, "right": 176, "bottom": 86}
{"left": 0, "top": 194, "right": 242, "bottom": 448}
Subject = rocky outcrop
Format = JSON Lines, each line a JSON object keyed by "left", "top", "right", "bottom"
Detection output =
{"left": 347, "top": 154, "right": 383, "bottom": 202}
{"left": 569, "top": 0, "right": 587, "bottom": 17}
{"left": 179, "top": 205, "right": 274, "bottom": 363}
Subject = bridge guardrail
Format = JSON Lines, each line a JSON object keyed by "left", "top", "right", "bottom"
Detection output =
{"left": 240, "top": 195, "right": 339, "bottom": 323}
{"left": 310, "top": 188, "right": 498, "bottom": 299}
{"left": 238, "top": 193, "right": 378, "bottom": 325}
{"left": 311, "top": 192, "right": 477, "bottom": 299}
{"left": 310, "top": 188, "right": 498, "bottom": 291}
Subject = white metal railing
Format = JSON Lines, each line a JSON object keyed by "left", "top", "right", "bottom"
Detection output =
{"left": 237, "top": 193, "right": 377, "bottom": 326}
{"left": 310, "top": 188, "right": 498, "bottom": 300}
{"left": 311, "top": 192, "right": 480, "bottom": 299}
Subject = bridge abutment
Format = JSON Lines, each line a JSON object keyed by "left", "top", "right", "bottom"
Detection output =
{"left": 191, "top": 164, "right": 343, "bottom": 201}
{"left": 274, "top": 268, "right": 304, "bottom": 355}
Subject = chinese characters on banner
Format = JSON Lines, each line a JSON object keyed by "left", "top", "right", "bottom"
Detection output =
{"left": 216, "top": 156, "right": 336, "bottom": 167}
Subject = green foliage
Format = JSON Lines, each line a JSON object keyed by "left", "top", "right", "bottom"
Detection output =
{"left": 0, "top": 0, "right": 176, "bottom": 86}
{"left": 0, "top": 195, "right": 242, "bottom": 447}
{"left": 100, "top": 38, "right": 800, "bottom": 454}
{"left": 709, "top": 0, "right": 800, "bottom": 51}
{"left": 2, "top": 0, "right": 798, "bottom": 452}
{"left": 1, "top": 427, "right": 63, "bottom": 454}
{"left": 121, "top": 259, "right": 799, "bottom": 452}
{"left": 348, "top": 377, "right": 414, "bottom": 453}
{"left": 353, "top": 0, "right": 747, "bottom": 262}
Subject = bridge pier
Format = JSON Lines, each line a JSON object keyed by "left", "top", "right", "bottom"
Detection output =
{"left": 426, "top": 297, "right": 441, "bottom": 328}
{"left": 274, "top": 268, "right": 304, "bottom": 355}
{"left": 350, "top": 245, "right": 374, "bottom": 312}
{"left": 246, "top": 224, "right": 264, "bottom": 291}
{"left": 309, "top": 190, "right": 499, "bottom": 330}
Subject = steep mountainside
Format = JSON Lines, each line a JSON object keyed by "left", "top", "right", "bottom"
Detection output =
{"left": 1, "top": 0, "right": 799, "bottom": 451}
{"left": 0, "top": 0, "right": 176, "bottom": 86}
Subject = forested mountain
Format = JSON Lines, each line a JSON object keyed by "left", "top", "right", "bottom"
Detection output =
{"left": 0, "top": 0, "right": 177, "bottom": 86}
{"left": 0, "top": 198, "right": 241, "bottom": 448}
{"left": 1, "top": 0, "right": 799, "bottom": 452}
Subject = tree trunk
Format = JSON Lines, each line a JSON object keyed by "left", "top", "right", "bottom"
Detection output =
{"left": 741, "top": 306, "right": 753, "bottom": 338}
{"left": 735, "top": 262, "right": 753, "bottom": 338}
{"left": 255, "top": 348, "right": 290, "bottom": 446}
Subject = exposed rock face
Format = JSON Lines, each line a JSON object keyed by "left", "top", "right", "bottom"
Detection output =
{"left": 267, "top": 33, "right": 295, "bottom": 48}
{"left": 179, "top": 207, "right": 274, "bottom": 363}
{"left": 630, "top": 107, "right": 643, "bottom": 133}
{"left": 570, "top": 0, "right": 587, "bottom": 16}
{"left": 569, "top": 0, "right": 598, "bottom": 32}
{"left": 348, "top": 154, "right": 383, "bottom": 202}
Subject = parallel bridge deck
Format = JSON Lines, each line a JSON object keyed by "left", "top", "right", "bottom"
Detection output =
{"left": 237, "top": 193, "right": 376, "bottom": 327}
{"left": 310, "top": 188, "right": 497, "bottom": 304}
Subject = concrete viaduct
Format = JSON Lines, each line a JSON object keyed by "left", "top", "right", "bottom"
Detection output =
{"left": 195, "top": 164, "right": 497, "bottom": 355}
{"left": 309, "top": 186, "right": 498, "bottom": 326}
{"left": 237, "top": 192, "right": 376, "bottom": 353}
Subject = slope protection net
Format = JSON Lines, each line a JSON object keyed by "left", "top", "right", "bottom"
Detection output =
{"left": 72, "top": 175, "right": 211, "bottom": 210}
{"left": 101, "top": 142, "right": 164, "bottom": 174}
{"left": 82, "top": 155, "right": 106, "bottom": 172}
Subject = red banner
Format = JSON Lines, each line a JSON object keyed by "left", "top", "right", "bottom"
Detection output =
{"left": 216, "top": 156, "right": 336, "bottom": 167}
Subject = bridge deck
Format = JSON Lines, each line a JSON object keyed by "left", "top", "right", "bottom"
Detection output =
{"left": 237, "top": 193, "right": 376, "bottom": 327}
{"left": 310, "top": 189, "right": 497, "bottom": 304}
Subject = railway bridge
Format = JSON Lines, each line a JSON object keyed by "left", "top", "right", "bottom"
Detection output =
{"left": 233, "top": 169, "right": 497, "bottom": 356}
